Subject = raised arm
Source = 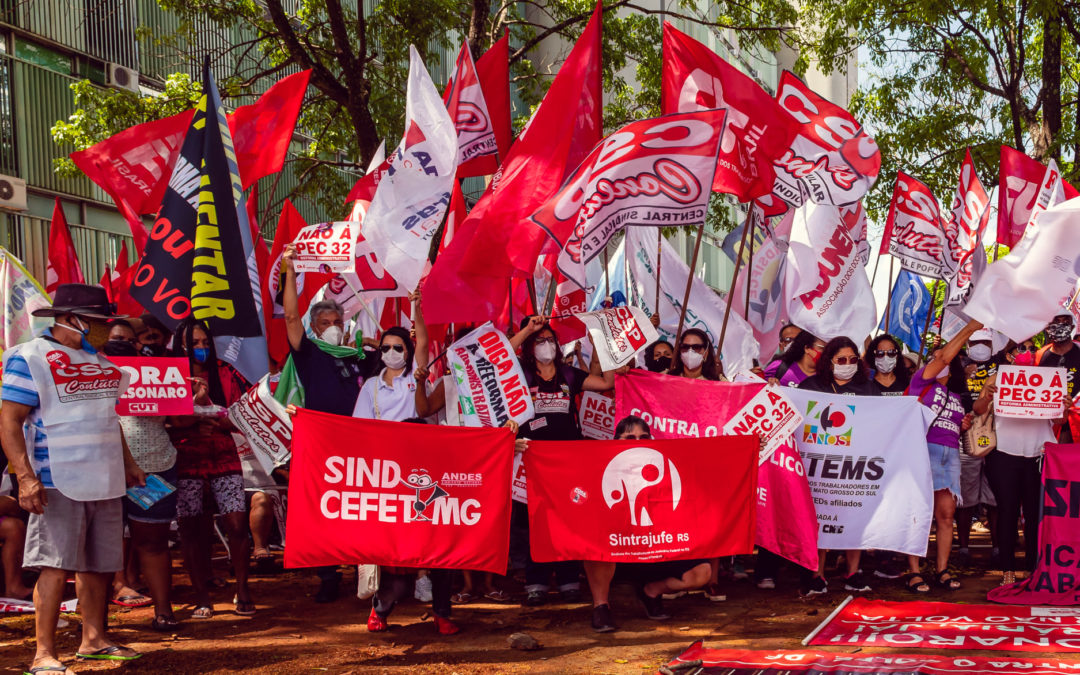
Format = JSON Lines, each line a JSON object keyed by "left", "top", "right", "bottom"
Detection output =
{"left": 509, "top": 315, "right": 544, "bottom": 352}
{"left": 973, "top": 373, "right": 996, "bottom": 416}
{"left": 282, "top": 244, "right": 304, "bottom": 352}
{"left": 583, "top": 334, "right": 615, "bottom": 391}
{"left": 413, "top": 364, "right": 446, "bottom": 418}
{"left": 923, "top": 319, "right": 983, "bottom": 381}
{"left": 412, "top": 291, "right": 429, "bottom": 369}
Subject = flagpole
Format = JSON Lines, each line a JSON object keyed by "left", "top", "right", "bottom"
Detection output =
{"left": 743, "top": 216, "right": 755, "bottom": 321}
{"left": 870, "top": 252, "right": 882, "bottom": 288}
{"left": 883, "top": 257, "right": 895, "bottom": 334}
{"left": 716, "top": 212, "right": 752, "bottom": 357}
{"left": 341, "top": 275, "right": 381, "bottom": 326}
{"left": 675, "top": 223, "right": 706, "bottom": 342}
{"left": 654, "top": 229, "right": 663, "bottom": 316}
{"left": 603, "top": 246, "right": 611, "bottom": 300}
{"left": 921, "top": 279, "right": 943, "bottom": 357}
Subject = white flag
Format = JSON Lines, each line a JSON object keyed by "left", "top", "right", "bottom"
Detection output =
{"left": 577, "top": 306, "right": 660, "bottom": 371}
{"left": 0, "top": 247, "right": 50, "bottom": 353}
{"left": 363, "top": 45, "right": 458, "bottom": 292}
{"left": 965, "top": 197, "right": 1080, "bottom": 342}
{"left": 625, "top": 227, "right": 759, "bottom": 375}
{"left": 784, "top": 202, "right": 877, "bottom": 342}
{"left": 1026, "top": 158, "right": 1068, "bottom": 231}
{"left": 443, "top": 42, "right": 498, "bottom": 166}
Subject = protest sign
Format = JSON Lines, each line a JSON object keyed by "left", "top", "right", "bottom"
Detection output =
{"left": 577, "top": 306, "right": 658, "bottom": 372}
{"left": 285, "top": 410, "right": 513, "bottom": 574}
{"left": 785, "top": 389, "right": 933, "bottom": 557}
{"left": 525, "top": 436, "right": 757, "bottom": 563}
{"left": 668, "top": 642, "right": 1080, "bottom": 675}
{"left": 511, "top": 452, "right": 527, "bottom": 504}
{"left": 615, "top": 370, "right": 819, "bottom": 569}
{"left": 994, "top": 365, "right": 1067, "bottom": 419}
{"left": 0, "top": 247, "right": 50, "bottom": 356}
{"left": 0, "top": 597, "right": 78, "bottom": 615}
{"left": 228, "top": 375, "right": 293, "bottom": 474}
{"left": 722, "top": 384, "right": 803, "bottom": 464}
{"left": 108, "top": 357, "right": 192, "bottom": 416}
{"left": 290, "top": 221, "right": 356, "bottom": 274}
{"left": 447, "top": 322, "right": 534, "bottom": 428}
{"left": 806, "top": 597, "right": 1080, "bottom": 653}
{"left": 990, "top": 443, "right": 1080, "bottom": 604}
{"left": 579, "top": 391, "right": 616, "bottom": 440}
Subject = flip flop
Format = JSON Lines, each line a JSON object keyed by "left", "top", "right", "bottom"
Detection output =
{"left": 112, "top": 593, "right": 152, "bottom": 608}
{"left": 233, "top": 595, "right": 257, "bottom": 616}
{"left": 451, "top": 591, "right": 476, "bottom": 604}
{"left": 484, "top": 590, "right": 511, "bottom": 602}
{"left": 75, "top": 645, "right": 142, "bottom": 661}
{"left": 151, "top": 614, "right": 181, "bottom": 631}
{"left": 23, "top": 665, "right": 71, "bottom": 675}
{"left": 192, "top": 605, "right": 214, "bottom": 619}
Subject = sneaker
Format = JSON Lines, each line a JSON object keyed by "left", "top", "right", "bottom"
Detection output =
{"left": 591, "top": 603, "right": 617, "bottom": 633}
{"left": 733, "top": 560, "right": 749, "bottom": 581}
{"left": 704, "top": 582, "right": 726, "bottom": 602}
{"left": 414, "top": 574, "right": 433, "bottom": 603}
{"left": 844, "top": 572, "right": 872, "bottom": 592}
{"left": 433, "top": 615, "right": 460, "bottom": 635}
{"left": 873, "top": 560, "right": 904, "bottom": 579}
{"left": 314, "top": 577, "right": 340, "bottom": 604}
{"left": 661, "top": 590, "right": 687, "bottom": 600}
{"left": 756, "top": 577, "right": 776, "bottom": 590}
{"left": 636, "top": 586, "right": 672, "bottom": 620}
{"left": 799, "top": 576, "right": 828, "bottom": 597}
{"left": 524, "top": 590, "right": 547, "bottom": 607}
{"left": 367, "top": 608, "right": 387, "bottom": 632}
{"left": 559, "top": 588, "right": 582, "bottom": 604}
{"left": 972, "top": 521, "right": 990, "bottom": 534}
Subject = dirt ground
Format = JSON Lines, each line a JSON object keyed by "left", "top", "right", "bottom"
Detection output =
{"left": 2, "top": 537, "right": 1077, "bottom": 674}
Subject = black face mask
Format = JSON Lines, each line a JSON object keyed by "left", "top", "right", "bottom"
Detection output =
{"left": 649, "top": 355, "right": 672, "bottom": 373}
{"left": 139, "top": 343, "right": 167, "bottom": 357}
{"left": 103, "top": 339, "right": 138, "bottom": 357}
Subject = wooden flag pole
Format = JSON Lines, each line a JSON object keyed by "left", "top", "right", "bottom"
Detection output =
{"left": 716, "top": 213, "right": 753, "bottom": 356}
{"left": 920, "top": 279, "right": 943, "bottom": 357}
{"left": 603, "top": 246, "right": 611, "bottom": 300}
{"left": 883, "top": 256, "right": 896, "bottom": 334}
{"left": 743, "top": 216, "right": 755, "bottom": 321}
{"left": 870, "top": 250, "right": 883, "bottom": 288}
{"left": 675, "top": 223, "right": 707, "bottom": 341}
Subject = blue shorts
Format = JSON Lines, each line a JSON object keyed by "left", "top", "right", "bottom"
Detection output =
{"left": 124, "top": 466, "right": 179, "bottom": 524}
{"left": 928, "top": 442, "right": 962, "bottom": 504}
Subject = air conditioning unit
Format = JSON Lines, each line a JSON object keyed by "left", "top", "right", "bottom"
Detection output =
{"left": 107, "top": 63, "right": 140, "bottom": 93}
{"left": 0, "top": 175, "right": 27, "bottom": 211}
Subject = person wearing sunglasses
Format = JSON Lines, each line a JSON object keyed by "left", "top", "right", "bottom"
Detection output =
{"left": 670, "top": 328, "right": 724, "bottom": 381}
{"left": 351, "top": 323, "right": 424, "bottom": 422}
{"left": 762, "top": 323, "right": 802, "bottom": 376}
{"left": 1034, "top": 314, "right": 1080, "bottom": 442}
{"left": 766, "top": 330, "right": 824, "bottom": 387}
{"left": 865, "top": 334, "right": 911, "bottom": 395}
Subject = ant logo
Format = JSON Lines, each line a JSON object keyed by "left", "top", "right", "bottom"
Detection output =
{"left": 404, "top": 470, "right": 449, "bottom": 522}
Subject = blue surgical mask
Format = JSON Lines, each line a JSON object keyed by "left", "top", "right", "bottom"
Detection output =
{"left": 193, "top": 347, "right": 210, "bottom": 363}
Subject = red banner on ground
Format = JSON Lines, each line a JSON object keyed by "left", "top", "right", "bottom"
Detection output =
{"left": 108, "top": 357, "right": 192, "bottom": 416}
{"left": 284, "top": 410, "right": 514, "bottom": 574}
{"left": 524, "top": 436, "right": 757, "bottom": 563}
{"left": 990, "top": 442, "right": 1080, "bottom": 605}
{"left": 806, "top": 597, "right": 1080, "bottom": 652}
{"left": 668, "top": 642, "right": 1080, "bottom": 674}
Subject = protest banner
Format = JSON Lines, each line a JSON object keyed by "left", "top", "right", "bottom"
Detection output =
{"left": 579, "top": 390, "right": 616, "bottom": 440}
{"left": 722, "top": 384, "right": 803, "bottom": 463}
{"left": 447, "top": 322, "right": 534, "bottom": 428}
{"left": 0, "top": 597, "right": 78, "bottom": 615}
{"left": 577, "top": 306, "right": 658, "bottom": 372}
{"left": 108, "top": 357, "right": 192, "bottom": 416}
{"left": 511, "top": 452, "right": 527, "bottom": 504}
{"left": 285, "top": 410, "right": 513, "bottom": 574}
{"left": 993, "top": 364, "right": 1067, "bottom": 419}
{"left": 0, "top": 247, "right": 50, "bottom": 358}
{"left": 785, "top": 389, "right": 933, "bottom": 557}
{"left": 290, "top": 221, "right": 356, "bottom": 274}
{"left": 615, "top": 370, "right": 819, "bottom": 569}
{"left": 525, "top": 435, "right": 757, "bottom": 563}
{"left": 880, "top": 172, "right": 949, "bottom": 279}
{"left": 228, "top": 375, "right": 293, "bottom": 474}
{"left": 990, "top": 443, "right": 1080, "bottom": 604}
{"left": 668, "top": 642, "right": 1080, "bottom": 675}
{"left": 806, "top": 597, "right": 1080, "bottom": 653}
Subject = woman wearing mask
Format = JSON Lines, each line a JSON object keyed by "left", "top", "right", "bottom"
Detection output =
{"left": 352, "top": 326, "right": 421, "bottom": 420}
{"left": 510, "top": 316, "right": 615, "bottom": 606}
{"left": 866, "top": 334, "right": 911, "bottom": 395}
{"left": 644, "top": 340, "right": 675, "bottom": 373}
{"left": 763, "top": 324, "right": 803, "bottom": 378}
{"left": 670, "top": 329, "right": 724, "bottom": 381}
{"left": 902, "top": 320, "right": 981, "bottom": 593}
{"left": 767, "top": 331, "right": 825, "bottom": 388}
{"left": 132, "top": 313, "right": 169, "bottom": 357}
{"left": 168, "top": 318, "right": 254, "bottom": 619}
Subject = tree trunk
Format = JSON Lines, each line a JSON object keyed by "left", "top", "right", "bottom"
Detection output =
{"left": 467, "top": 0, "right": 491, "bottom": 59}
{"left": 1040, "top": 7, "right": 1062, "bottom": 162}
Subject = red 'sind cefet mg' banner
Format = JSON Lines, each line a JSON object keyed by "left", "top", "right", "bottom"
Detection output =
{"left": 107, "top": 356, "right": 192, "bottom": 416}
{"left": 285, "top": 410, "right": 514, "bottom": 574}
{"left": 524, "top": 436, "right": 757, "bottom": 563}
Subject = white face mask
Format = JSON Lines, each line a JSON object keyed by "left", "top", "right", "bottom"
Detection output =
{"left": 382, "top": 347, "right": 407, "bottom": 370}
{"left": 834, "top": 363, "right": 858, "bottom": 381}
{"left": 967, "top": 344, "right": 992, "bottom": 362}
{"left": 533, "top": 342, "right": 557, "bottom": 364}
{"left": 874, "top": 356, "right": 897, "bottom": 374}
{"left": 681, "top": 350, "right": 705, "bottom": 371}
{"left": 319, "top": 326, "right": 343, "bottom": 346}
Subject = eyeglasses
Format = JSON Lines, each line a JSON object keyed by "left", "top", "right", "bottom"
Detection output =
{"left": 1014, "top": 345, "right": 1035, "bottom": 353}
{"left": 680, "top": 343, "right": 707, "bottom": 353}
{"left": 380, "top": 344, "right": 405, "bottom": 354}
{"left": 832, "top": 356, "right": 860, "bottom": 365}
{"left": 779, "top": 337, "right": 796, "bottom": 345}
{"left": 618, "top": 434, "right": 652, "bottom": 440}
{"left": 874, "top": 349, "right": 898, "bottom": 357}
{"left": 534, "top": 337, "right": 556, "bottom": 346}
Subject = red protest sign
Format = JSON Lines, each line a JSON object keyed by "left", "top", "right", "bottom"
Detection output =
{"left": 108, "top": 357, "right": 192, "bottom": 416}
{"left": 994, "top": 364, "right": 1067, "bottom": 419}
{"left": 285, "top": 410, "right": 514, "bottom": 574}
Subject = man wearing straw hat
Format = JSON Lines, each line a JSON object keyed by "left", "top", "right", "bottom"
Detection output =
{"left": 1, "top": 283, "right": 146, "bottom": 674}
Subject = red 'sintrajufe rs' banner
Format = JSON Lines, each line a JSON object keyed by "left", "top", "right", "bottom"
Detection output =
{"left": 524, "top": 436, "right": 757, "bottom": 563}
{"left": 285, "top": 410, "right": 514, "bottom": 574}
{"left": 107, "top": 357, "right": 192, "bottom": 416}
{"left": 807, "top": 597, "right": 1080, "bottom": 652}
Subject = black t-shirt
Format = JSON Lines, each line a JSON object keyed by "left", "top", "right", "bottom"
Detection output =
{"left": 290, "top": 334, "right": 365, "bottom": 416}
{"left": 963, "top": 358, "right": 1000, "bottom": 412}
{"left": 1036, "top": 345, "right": 1080, "bottom": 398}
{"left": 521, "top": 365, "right": 589, "bottom": 441}
{"left": 798, "top": 373, "right": 876, "bottom": 395}
{"left": 870, "top": 374, "right": 910, "bottom": 396}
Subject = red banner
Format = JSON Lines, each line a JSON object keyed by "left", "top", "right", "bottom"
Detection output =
{"left": 807, "top": 597, "right": 1080, "bottom": 652}
{"left": 524, "top": 436, "right": 757, "bottom": 563}
{"left": 997, "top": 146, "right": 1080, "bottom": 249}
{"left": 880, "top": 172, "right": 949, "bottom": 279}
{"left": 229, "top": 70, "right": 310, "bottom": 191}
{"left": 108, "top": 357, "right": 192, "bottom": 416}
{"left": 459, "top": 32, "right": 511, "bottom": 178}
{"left": 990, "top": 442, "right": 1080, "bottom": 604}
{"left": 45, "top": 198, "right": 85, "bottom": 295}
{"left": 284, "top": 410, "right": 514, "bottom": 574}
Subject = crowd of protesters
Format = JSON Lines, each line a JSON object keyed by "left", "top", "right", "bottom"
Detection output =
{"left": 1, "top": 268, "right": 1073, "bottom": 671}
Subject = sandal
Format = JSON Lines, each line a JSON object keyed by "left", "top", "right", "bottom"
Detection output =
{"left": 75, "top": 645, "right": 142, "bottom": 661}
{"left": 484, "top": 589, "right": 511, "bottom": 602}
{"left": 24, "top": 665, "right": 72, "bottom": 675}
{"left": 905, "top": 575, "right": 930, "bottom": 594}
{"left": 151, "top": 614, "right": 181, "bottom": 631}
{"left": 233, "top": 595, "right": 257, "bottom": 616}
{"left": 112, "top": 593, "right": 152, "bottom": 608}
{"left": 451, "top": 591, "right": 476, "bottom": 604}
{"left": 192, "top": 605, "right": 214, "bottom": 620}
{"left": 1000, "top": 571, "right": 1016, "bottom": 587}
{"left": 935, "top": 569, "right": 961, "bottom": 591}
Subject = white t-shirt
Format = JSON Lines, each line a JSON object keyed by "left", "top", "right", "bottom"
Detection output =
{"left": 352, "top": 368, "right": 418, "bottom": 422}
{"left": 995, "top": 416, "right": 1055, "bottom": 458}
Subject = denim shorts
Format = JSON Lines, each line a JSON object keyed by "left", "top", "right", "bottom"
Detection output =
{"left": 124, "top": 466, "right": 179, "bottom": 524}
{"left": 928, "top": 442, "right": 962, "bottom": 504}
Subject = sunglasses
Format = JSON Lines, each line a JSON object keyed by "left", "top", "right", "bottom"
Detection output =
{"left": 832, "top": 356, "right": 859, "bottom": 365}
{"left": 380, "top": 344, "right": 405, "bottom": 354}
{"left": 779, "top": 337, "right": 796, "bottom": 344}
{"left": 874, "top": 349, "right": 898, "bottom": 357}
{"left": 618, "top": 434, "right": 652, "bottom": 440}
{"left": 680, "top": 343, "right": 707, "bottom": 353}
{"left": 1014, "top": 345, "right": 1035, "bottom": 353}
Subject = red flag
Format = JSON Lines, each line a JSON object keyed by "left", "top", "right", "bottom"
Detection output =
{"left": 943, "top": 149, "right": 990, "bottom": 266}
{"left": 284, "top": 409, "right": 513, "bottom": 573}
{"left": 45, "top": 198, "right": 85, "bottom": 295}
{"left": 524, "top": 436, "right": 757, "bottom": 562}
{"left": 229, "top": 70, "right": 311, "bottom": 190}
{"left": 98, "top": 264, "right": 113, "bottom": 300}
{"left": 437, "top": 180, "right": 466, "bottom": 258}
{"left": 442, "top": 42, "right": 499, "bottom": 171}
{"left": 458, "top": 33, "right": 512, "bottom": 178}
{"left": 879, "top": 172, "right": 950, "bottom": 279}
{"left": 662, "top": 23, "right": 798, "bottom": 202}
{"left": 997, "top": 145, "right": 1080, "bottom": 248}
{"left": 458, "top": 0, "right": 603, "bottom": 280}
{"left": 548, "top": 275, "right": 588, "bottom": 344}
{"left": 99, "top": 241, "right": 129, "bottom": 300}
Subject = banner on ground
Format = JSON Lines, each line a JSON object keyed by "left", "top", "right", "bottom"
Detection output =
{"left": 228, "top": 375, "right": 293, "bottom": 474}
{"left": 668, "top": 642, "right": 1080, "bottom": 675}
{"left": 615, "top": 370, "right": 818, "bottom": 569}
{"left": 880, "top": 172, "right": 949, "bottom": 279}
{"left": 0, "top": 247, "right": 50, "bottom": 357}
{"left": 721, "top": 384, "right": 803, "bottom": 464}
{"left": 447, "top": 322, "right": 534, "bottom": 428}
{"left": 525, "top": 435, "right": 757, "bottom": 563}
{"left": 290, "top": 221, "right": 356, "bottom": 274}
{"left": 577, "top": 306, "right": 659, "bottom": 372}
{"left": 108, "top": 357, "right": 192, "bottom": 416}
{"left": 807, "top": 597, "right": 1080, "bottom": 652}
{"left": 785, "top": 388, "right": 934, "bottom": 556}
{"left": 285, "top": 410, "right": 513, "bottom": 574}
{"left": 579, "top": 390, "right": 616, "bottom": 440}
{"left": 993, "top": 365, "right": 1067, "bottom": 419}
{"left": 990, "top": 442, "right": 1080, "bottom": 604}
